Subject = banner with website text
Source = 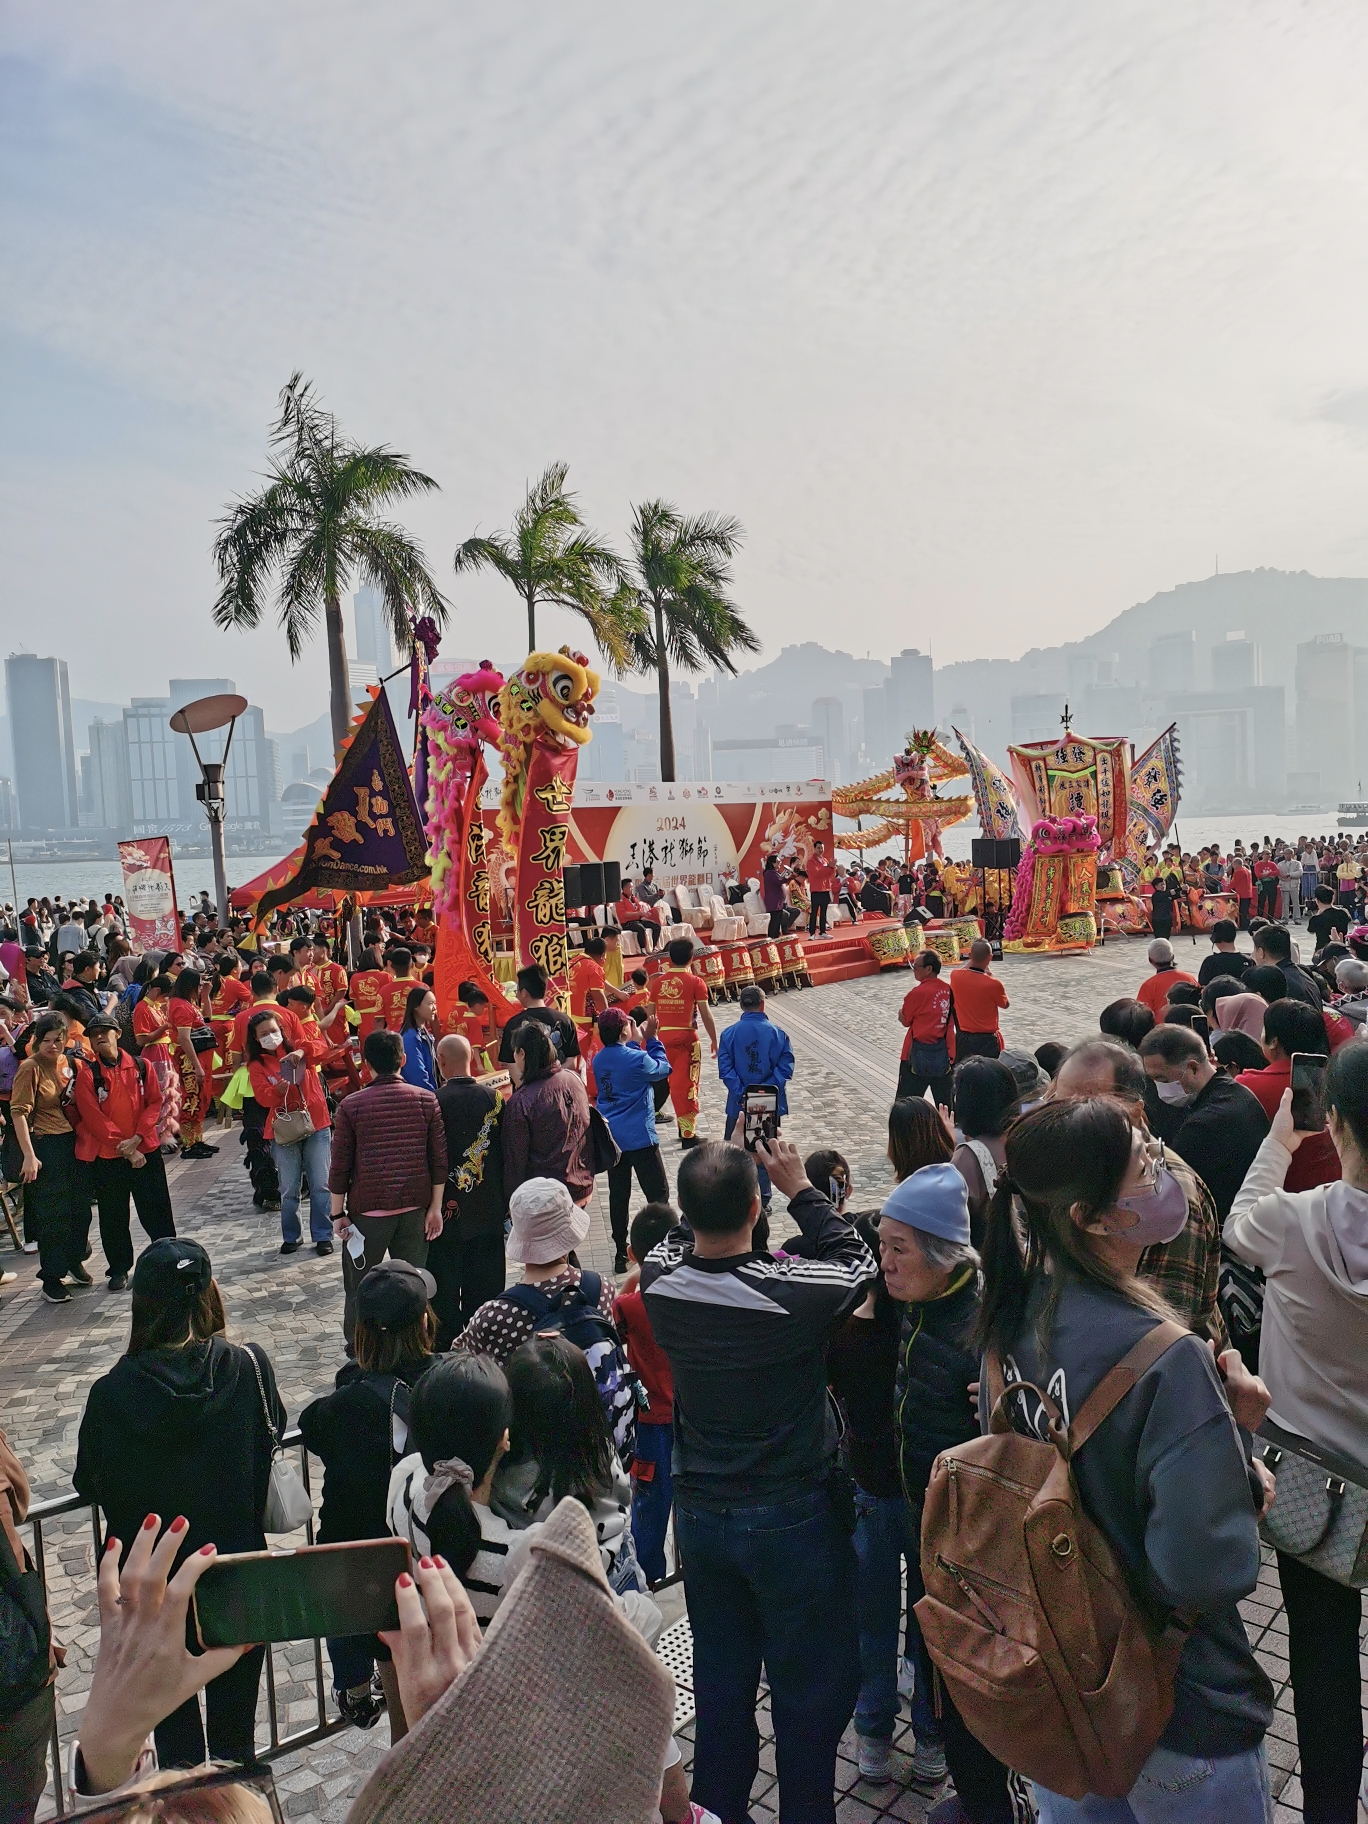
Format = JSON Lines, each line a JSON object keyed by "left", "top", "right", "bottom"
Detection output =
{"left": 117, "top": 836, "right": 181, "bottom": 950}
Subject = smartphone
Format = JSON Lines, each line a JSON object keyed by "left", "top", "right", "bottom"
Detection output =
{"left": 193, "top": 1538, "right": 410, "bottom": 1648}
{"left": 1290, "top": 1052, "right": 1329, "bottom": 1133}
{"left": 741, "top": 1084, "right": 779, "bottom": 1152}
{"left": 1191, "top": 1012, "right": 1210, "bottom": 1042}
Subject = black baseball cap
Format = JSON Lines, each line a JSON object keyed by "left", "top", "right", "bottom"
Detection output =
{"left": 355, "top": 1260, "right": 436, "bottom": 1331}
{"left": 131, "top": 1238, "right": 213, "bottom": 1303}
{"left": 85, "top": 1015, "right": 122, "bottom": 1036}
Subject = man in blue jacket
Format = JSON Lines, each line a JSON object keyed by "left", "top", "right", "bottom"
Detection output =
{"left": 717, "top": 985, "right": 795, "bottom": 1212}
{"left": 592, "top": 1005, "right": 674, "bottom": 1271}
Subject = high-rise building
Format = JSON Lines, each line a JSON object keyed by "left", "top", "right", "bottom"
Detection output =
{"left": 862, "top": 686, "right": 888, "bottom": 763}
{"left": 124, "top": 696, "right": 181, "bottom": 826}
{"left": 0, "top": 778, "right": 17, "bottom": 831}
{"left": 1010, "top": 693, "right": 1067, "bottom": 744}
{"left": 1148, "top": 631, "right": 1196, "bottom": 694}
{"left": 5, "top": 653, "right": 79, "bottom": 830}
{"left": 810, "top": 697, "right": 845, "bottom": 783}
{"left": 885, "top": 649, "right": 934, "bottom": 744}
{"left": 581, "top": 685, "right": 625, "bottom": 781}
{"left": 84, "top": 717, "right": 133, "bottom": 831}
{"left": 1211, "top": 633, "right": 1261, "bottom": 692}
{"left": 1296, "top": 634, "right": 1355, "bottom": 799}
{"left": 354, "top": 586, "right": 396, "bottom": 673}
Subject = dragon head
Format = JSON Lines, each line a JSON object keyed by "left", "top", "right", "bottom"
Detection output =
{"left": 452, "top": 662, "right": 505, "bottom": 748}
{"left": 502, "top": 647, "right": 600, "bottom": 748}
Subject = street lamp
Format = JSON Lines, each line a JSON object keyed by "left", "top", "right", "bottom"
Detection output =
{"left": 169, "top": 693, "right": 248, "bottom": 922}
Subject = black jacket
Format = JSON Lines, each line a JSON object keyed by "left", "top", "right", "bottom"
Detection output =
{"left": 74, "top": 1337, "right": 285, "bottom": 1567}
{"left": 1163, "top": 1074, "right": 1269, "bottom": 1221}
{"left": 893, "top": 1268, "right": 980, "bottom": 1502}
{"left": 299, "top": 1358, "right": 434, "bottom": 1544}
{"left": 1277, "top": 958, "right": 1323, "bottom": 1008}
{"left": 1197, "top": 951, "right": 1251, "bottom": 988}
{"left": 435, "top": 1078, "right": 506, "bottom": 1239}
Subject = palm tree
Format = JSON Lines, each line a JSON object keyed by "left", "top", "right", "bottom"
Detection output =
{"left": 622, "top": 500, "right": 759, "bottom": 780}
{"left": 453, "top": 461, "right": 634, "bottom": 664}
{"left": 212, "top": 373, "right": 449, "bottom": 755}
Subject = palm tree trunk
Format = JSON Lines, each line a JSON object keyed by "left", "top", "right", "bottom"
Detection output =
{"left": 526, "top": 588, "right": 537, "bottom": 655}
{"left": 325, "top": 578, "right": 352, "bottom": 758}
{"left": 655, "top": 599, "right": 675, "bottom": 781}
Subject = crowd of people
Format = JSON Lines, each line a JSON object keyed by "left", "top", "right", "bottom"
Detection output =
{"left": 0, "top": 872, "right": 1366, "bottom": 1824}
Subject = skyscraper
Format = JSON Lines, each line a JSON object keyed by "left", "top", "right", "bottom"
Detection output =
{"left": 5, "top": 653, "right": 79, "bottom": 830}
{"left": 810, "top": 696, "right": 844, "bottom": 783}
{"left": 354, "top": 586, "right": 396, "bottom": 673}
{"left": 1296, "top": 634, "right": 1355, "bottom": 799}
{"left": 885, "top": 648, "right": 934, "bottom": 743}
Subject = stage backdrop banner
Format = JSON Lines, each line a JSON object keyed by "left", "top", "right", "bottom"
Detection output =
{"left": 514, "top": 778, "right": 835, "bottom": 893}
{"left": 118, "top": 837, "right": 180, "bottom": 951}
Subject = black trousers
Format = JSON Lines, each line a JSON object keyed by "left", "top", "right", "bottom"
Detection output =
{"left": 1150, "top": 914, "right": 1172, "bottom": 940}
{"left": 607, "top": 1144, "right": 670, "bottom": 1253}
{"left": 240, "top": 1096, "right": 280, "bottom": 1202}
{"left": 0, "top": 1682, "right": 52, "bottom": 1824}
{"left": 808, "top": 891, "right": 831, "bottom": 936}
{"left": 26, "top": 1132, "right": 89, "bottom": 1293}
{"left": 155, "top": 1643, "right": 266, "bottom": 1770}
{"left": 896, "top": 1057, "right": 952, "bottom": 1109}
{"left": 1277, "top": 1551, "right": 1363, "bottom": 1823}
{"left": 1238, "top": 896, "right": 1252, "bottom": 929}
{"left": 87, "top": 1150, "right": 175, "bottom": 1278}
{"left": 1257, "top": 879, "right": 1279, "bottom": 918}
{"left": 427, "top": 1228, "right": 507, "bottom": 1348}
{"left": 952, "top": 1032, "right": 1001, "bottom": 1061}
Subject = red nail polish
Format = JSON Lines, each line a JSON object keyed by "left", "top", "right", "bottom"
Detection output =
{"left": 105, "top": 1538, "right": 119, "bottom": 1554}
{"left": 419, "top": 1556, "right": 433, "bottom": 1570}
{"left": 143, "top": 1514, "right": 159, "bottom": 1530}
{"left": 397, "top": 1572, "right": 413, "bottom": 1588}
{"left": 199, "top": 1544, "right": 216, "bottom": 1556}
{"left": 171, "top": 1516, "right": 188, "bottom": 1533}
{"left": 432, "top": 1555, "right": 446, "bottom": 1569}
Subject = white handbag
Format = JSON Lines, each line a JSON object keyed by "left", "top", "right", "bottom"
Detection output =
{"left": 246, "top": 1345, "right": 314, "bottom": 1534}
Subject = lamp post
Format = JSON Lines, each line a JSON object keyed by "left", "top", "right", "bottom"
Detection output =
{"left": 169, "top": 693, "right": 248, "bottom": 923}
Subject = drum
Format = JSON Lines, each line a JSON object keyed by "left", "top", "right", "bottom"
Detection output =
{"left": 748, "top": 937, "right": 783, "bottom": 989}
{"left": 693, "top": 947, "right": 727, "bottom": 1005}
{"left": 866, "top": 925, "right": 912, "bottom": 969}
{"left": 923, "top": 929, "right": 962, "bottom": 965}
{"left": 1056, "top": 913, "right": 1097, "bottom": 948}
{"left": 719, "top": 940, "right": 756, "bottom": 998}
{"left": 944, "top": 917, "right": 983, "bottom": 947}
{"left": 775, "top": 934, "right": 809, "bottom": 987}
{"left": 903, "top": 921, "right": 925, "bottom": 954}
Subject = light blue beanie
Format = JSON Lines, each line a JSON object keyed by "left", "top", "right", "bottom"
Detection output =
{"left": 880, "top": 1162, "right": 970, "bottom": 1245}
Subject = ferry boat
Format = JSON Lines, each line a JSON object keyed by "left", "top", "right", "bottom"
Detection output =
{"left": 1337, "top": 801, "right": 1368, "bottom": 827}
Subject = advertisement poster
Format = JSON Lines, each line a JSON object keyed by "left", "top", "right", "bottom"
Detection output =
{"left": 118, "top": 836, "right": 180, "bottom": 950}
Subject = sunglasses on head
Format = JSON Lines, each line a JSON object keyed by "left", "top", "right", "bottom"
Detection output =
{"left": 70, "top": 1764, "right": 282, "bottom": 1823}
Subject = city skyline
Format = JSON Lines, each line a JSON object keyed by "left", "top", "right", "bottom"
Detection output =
{"left": 9, "top": 6, "right": 1368, "bottom": 727}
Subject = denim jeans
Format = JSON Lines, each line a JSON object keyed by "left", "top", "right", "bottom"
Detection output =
{"left": 852, "top": 1487, "right": 940, "bottom": 1745}
{"left": 1033, "top": 1742, "right": 1271, "bottom": 1823}
{"left": 675, "top": 1481, "right": 859, "bottom": 1824}
{"left": 630, "top": 1420, "right": 674, "bottom": 1584}
{"left": 272, "top": 1126, "right": 333, "bottom": 1244}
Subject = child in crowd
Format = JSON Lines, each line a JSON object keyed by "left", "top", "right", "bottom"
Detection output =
{"left": 613, "top": 1202, "right": 677, "bottom": 1583}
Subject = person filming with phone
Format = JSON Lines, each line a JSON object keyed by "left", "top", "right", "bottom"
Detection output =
{"left": 716, "top": 985, "right": 794, "bottom": 1215}
{"left": 1224, "top": 1045, "right": 1368, "bottom": 1824}
{"left": 1232, "top": 1000, "right": 1341, "bottom": 1192}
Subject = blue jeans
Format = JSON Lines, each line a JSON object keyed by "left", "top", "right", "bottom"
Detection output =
{"left": 1034, "top": 1743, "right": 1271, "bottom": 1823}
{"left": 852, "top": 1488, "right": 939, "bottom": 1745}
{"left": 272, "top": 1127, "right": 333, "bottom": 1244}
{"left": 675, "top": 1482, "right": 859, "bottom": 1824}
{"left": 630, "top": 1421, "right": 674, "bottom": 1584}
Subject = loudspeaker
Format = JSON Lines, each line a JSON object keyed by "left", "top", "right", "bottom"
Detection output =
{"left": 971, "top": 839, "right": 1022, "bottom": 869}
{"left": 562, "top": 865, "right": 582, "bottom": 909}
{"left": 577, "top": 862, "right": 605, "bottom": 906}
{"left": 601, "top": 860, "right": 621, "bottom": 901}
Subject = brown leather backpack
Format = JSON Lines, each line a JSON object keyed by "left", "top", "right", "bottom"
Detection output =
{"left": 914, "top": 1319, "right": 1191, "bottom": 1802}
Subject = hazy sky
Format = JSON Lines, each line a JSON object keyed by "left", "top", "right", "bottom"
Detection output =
{"left": 6, "top": 1, "right": 1368, "bottom": 729}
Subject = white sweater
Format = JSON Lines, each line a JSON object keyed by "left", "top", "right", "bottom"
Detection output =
{"left": 1223, "top": 1133, "right": 1368, "bottom": 1465}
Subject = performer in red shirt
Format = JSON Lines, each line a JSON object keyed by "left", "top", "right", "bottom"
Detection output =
{"left": 896, "top": 950, "right": 955, "bottom": 1107}
{"left": 348, "top": 948, "right": 391, "bottom": 1046}
{"left": 807, "top": 840, "right": 836, "bottom": 937}
{"left": 648, "top": 938, "right": 718, "bottom": 1142}
{"left": 131, "top": 973, "right": 180, "bottom": 1147}
{"left": 378, "top": 949, "right": 421, "bottom": 1032}
{"left": 72, "top": 1015, "right": 176, "bottom": 1288}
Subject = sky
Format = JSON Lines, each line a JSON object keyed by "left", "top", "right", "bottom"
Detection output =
{"left": 6, "top": 1, "right": 1368, "bottom": 730}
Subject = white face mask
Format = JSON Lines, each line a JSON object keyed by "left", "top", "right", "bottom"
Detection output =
{"left": 1154, "top": 1077, "right": 1192, "bottom": 1106}
{"left": 259, "top": 1030, "right": 283, "bottom": 1051}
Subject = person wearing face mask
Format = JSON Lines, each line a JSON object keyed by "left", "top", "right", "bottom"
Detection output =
{"left": 245, "top": 1008, "right": 334, "bottom": 1258}
{"left": 1223, "top": 1049, "right": 1368, "bottom": 1824}
{"left": 977, "top": 1098, "right": 1276, "bottom": 1822}
{"left": 71, "top": 1015, "right": 176, "bottom": 1291}
{"left": 1137, "top": 1025, "right": 1269, "bottom": 1223}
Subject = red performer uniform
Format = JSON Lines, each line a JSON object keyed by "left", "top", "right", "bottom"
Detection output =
{"left": 568, "top": 952, "right": 609, "bottom": 1071}
{"left": 378, "top": 973, "right": 421, "bottom": 1033}
{"left": 349, "top": 969, "right": 389, "bottom": 1045}
{"left": 309, "top": 958, "right": 349, "bottom": 1018}
{"left": 650, "top": 964, "right": 708, "bottom": 1138}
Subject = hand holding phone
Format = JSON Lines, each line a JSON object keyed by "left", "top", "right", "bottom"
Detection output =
{"left": 379, "top": 1554, "right": 483, "bottom": 1729}
{"left": 1290, "top": 1052, "right": 1329, "bottom": 1133}
{"left": 194, "top": 1538, "right": 411, "bottom": 1648}
{"left": 741, "top": 1085, "right": 779, "bottom": 1153}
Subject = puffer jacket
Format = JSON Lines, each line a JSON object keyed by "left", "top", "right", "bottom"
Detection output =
{"left": 893, "top": 1266, "right": 980, "bottom": 1502}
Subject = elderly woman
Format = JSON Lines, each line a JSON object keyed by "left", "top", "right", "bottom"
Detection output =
{"left": 882, "top": 1163, "right": 1018, "bottom": 1819}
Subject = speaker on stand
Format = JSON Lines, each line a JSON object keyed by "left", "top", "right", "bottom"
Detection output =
{"left": 970, "top": 838, "right": 1021, "bottom": 940}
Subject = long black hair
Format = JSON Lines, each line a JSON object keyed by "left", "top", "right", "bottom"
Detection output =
{"left": 401, "top": 984, "right": 432, "bottom": 1033}
{"left": 512, "top": 1020, "right": 557, "bottom": 1083}
{"left": 410, "top": 1355, "right": 513, "bottom": 1579}
{"left": 976, "top": 1097, "right": 1173, "bottom": 1360}
{"left": 502, "top": 1334, "right": 613, "bottom": 1515}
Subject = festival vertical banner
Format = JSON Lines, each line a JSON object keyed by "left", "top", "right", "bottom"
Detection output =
{"left": 118, "top": 837, "right": 180, "bottom": 950}
{"left": 433, "top": 752, "right": 505, "bottom": 1027}
{"left": 514, "top": 743, "right": 577, "bottom": 992}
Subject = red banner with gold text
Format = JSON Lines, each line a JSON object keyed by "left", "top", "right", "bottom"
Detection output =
{"left": 513, "top": 741, "right": 578, "bottom": 991}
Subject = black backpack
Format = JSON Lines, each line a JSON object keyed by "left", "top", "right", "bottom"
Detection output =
{"left": 86, "top": 1052, "right": 148, "bottom": 1101}
{"left": 501, "top": 1272, "right": 640, "bottom": 1467}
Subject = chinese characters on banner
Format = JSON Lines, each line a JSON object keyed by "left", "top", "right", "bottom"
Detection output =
{"left": 512, "top": 743, "right": 578, "bottom": 987}
{"left": 118, "top": 837, "right": 181, "bottom": 951}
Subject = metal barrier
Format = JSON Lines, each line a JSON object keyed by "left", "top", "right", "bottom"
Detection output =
{"left": 26, "top": 1429, "right": 350, "bottom": 1818}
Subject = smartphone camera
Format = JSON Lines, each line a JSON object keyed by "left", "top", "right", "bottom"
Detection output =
{"left": 1289, "top": 1052, "right": 1329, "bottom": 1133}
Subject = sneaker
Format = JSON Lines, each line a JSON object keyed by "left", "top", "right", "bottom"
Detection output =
{"left": 182, "top": 1142, "right": 217, "bottom": 1160}
{"left": 279, "top": 1241, "right": 301, "bottom": 1255}
{"left": 42, "top": 1284, "right": 71, "bottom": 1304}
{"left": 22, "top": 1240, "right": 38, "bottom": 1253}
{"left": 0, "top": 1270, "right": 15, "bottom": 1287}
{"left": 107, "top": 1273, "right": 128, "bottom": 1291}
{"left": 65, "top": 1263, "right": 94, "bottom": 1286}
{"left": 856, "top": 1736, "right": 894, "bottom": 1783}
{"left": 679, "top": 1135, "right": 702, "bottom": 1150}
{"left": 315, "top": 1240, "right": 334, "bottom": 1256}
{"left": 614, "top": 1251, "right": 629, "bottom": 1275}
{"left": 334, "top": 1683, "right": 384, "bottom": 1730}
{"left": 908, "top": 1738, "right": 948, "bottom": 1787}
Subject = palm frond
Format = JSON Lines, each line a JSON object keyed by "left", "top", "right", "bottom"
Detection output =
{"left": 275, "top": 532, "right": 329, "bottom": 662}
{"left": 351, "top": 519, "right": 451, "bottom": 652}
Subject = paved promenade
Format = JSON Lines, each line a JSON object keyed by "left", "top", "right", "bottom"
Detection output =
{"left": 1, "top": 931, "right": 1348, "bottom": 1820}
